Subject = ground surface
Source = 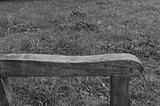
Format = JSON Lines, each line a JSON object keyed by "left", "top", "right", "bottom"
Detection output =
{"left": 0, "top": 0, "right": 160, "bottom": 106}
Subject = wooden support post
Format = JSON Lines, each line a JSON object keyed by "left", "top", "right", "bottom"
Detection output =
{"left": 110, "top": 75, "right": 130, "bottom": 106}
{"left": 0, "top": 77, "right": 14, "bottom": 106}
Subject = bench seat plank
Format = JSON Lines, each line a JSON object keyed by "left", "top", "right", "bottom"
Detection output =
{"left": 0, "top": 53, "right": 144, "bottom": 77}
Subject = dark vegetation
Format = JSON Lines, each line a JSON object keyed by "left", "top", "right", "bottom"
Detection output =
{"left": 0, "top": 0, "right": 160, "bottom": 106}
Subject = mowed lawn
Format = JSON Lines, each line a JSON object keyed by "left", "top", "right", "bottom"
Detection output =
{"left": 0, "top": 0, "right": 160, "bottom": 106}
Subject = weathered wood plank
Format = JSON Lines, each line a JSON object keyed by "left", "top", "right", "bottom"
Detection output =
{"left": 0, "top": 77, "right": 14, "bottom": 106}
{"left": 0, "top": 53, "right": 144, "bottom": 77}
{"left": 110, "top": 75, "right": 130, "bottom": 106}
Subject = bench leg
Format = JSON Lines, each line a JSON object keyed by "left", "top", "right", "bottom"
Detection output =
{"left": 0, "top": 77, "right": 14, "bottom": 106}
{"left": 110, "top": 75, "right": 130, "bottom": 106}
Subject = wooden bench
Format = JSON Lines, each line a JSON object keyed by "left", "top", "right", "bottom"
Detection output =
{"left": 0, "top": 53, "right": 144, "bottom": 106}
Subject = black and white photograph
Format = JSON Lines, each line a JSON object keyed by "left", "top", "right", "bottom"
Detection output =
{"left": 0, "top": 0, "right": 160, "bottom": 106}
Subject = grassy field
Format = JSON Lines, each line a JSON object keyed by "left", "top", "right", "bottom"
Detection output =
{"left": 0, "top": 0, "right": 160, "bottom": 106}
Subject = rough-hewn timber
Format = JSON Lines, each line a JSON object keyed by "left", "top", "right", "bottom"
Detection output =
{"left": 0, "top": 53, "right": 144, "bottom": 77}
{"left": 0, "top": 77, "right": 14, "bottom": 106}
{"left": 110, "top": 75, "right": 130, "bottom": 106}
{"left": 0, "top": 53, "right": 144, "bottom": 106}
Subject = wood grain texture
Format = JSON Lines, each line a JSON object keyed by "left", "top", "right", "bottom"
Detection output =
{"left": 0, "top": 77, "right": 14, "bottom": 106}
{"left": 110, "top": 75, "right": 130, "bottom": 106}
{"left": 0, "top": 53, "right": 144, "bottom": 77}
